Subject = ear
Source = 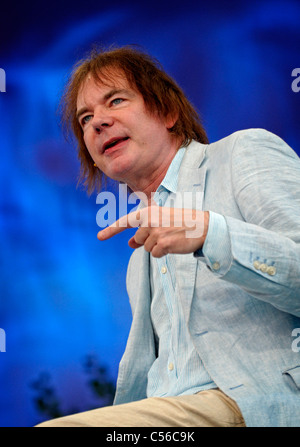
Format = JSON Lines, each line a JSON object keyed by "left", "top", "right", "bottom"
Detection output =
{"left": 165, "top": 110, "right": 179, "bottom": 130}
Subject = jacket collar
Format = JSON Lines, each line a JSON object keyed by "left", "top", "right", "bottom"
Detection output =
{"left": 177, "top": 140, "right": 207, "bottom": 193}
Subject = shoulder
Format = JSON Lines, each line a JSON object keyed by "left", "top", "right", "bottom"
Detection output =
{"left": 206, "top": 128, "right": 298, "bottom": 161}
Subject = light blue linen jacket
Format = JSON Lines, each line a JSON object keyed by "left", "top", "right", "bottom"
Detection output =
{"left": 113, "top": 129, "right": 300, "bottom": 427}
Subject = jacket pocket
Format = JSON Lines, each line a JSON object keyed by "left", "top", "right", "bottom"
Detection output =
{"left": 283, "top": 366, "right": 300, "bottom": 390}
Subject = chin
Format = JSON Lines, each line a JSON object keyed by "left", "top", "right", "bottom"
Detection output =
{"left": 106, "top": 162, "right": 133, "bottom": 182}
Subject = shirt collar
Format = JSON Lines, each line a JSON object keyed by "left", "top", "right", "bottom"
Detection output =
{"left": 157, "top": 147, "right": 186, "bottom": 194}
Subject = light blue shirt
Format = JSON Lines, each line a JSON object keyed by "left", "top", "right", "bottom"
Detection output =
{"left": 147, "top": 147, "right": 216, "bottom": 397}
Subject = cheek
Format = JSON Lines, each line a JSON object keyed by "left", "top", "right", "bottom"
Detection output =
{"left": 82, "top": 128, "right": 90, "bottom": 144}
{"left": 83, "top": 133, "right": 89, "bottom": 149}
{"left": 82, "top": 129, "right": 94, "bottom": 154}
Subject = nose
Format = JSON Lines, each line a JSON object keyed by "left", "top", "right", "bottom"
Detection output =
{"left": 92, "top": 108, "right": 114, "bottom": 133}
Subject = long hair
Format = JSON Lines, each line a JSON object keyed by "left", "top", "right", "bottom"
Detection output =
{"left": 60, "top": 45, "right": 209, "bottom": 194}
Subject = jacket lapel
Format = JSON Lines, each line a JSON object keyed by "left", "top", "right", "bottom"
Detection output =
{"left": 115, "top": 247, "right": 156, "bottom": 404}
{"left": 174, "top": 141, "right": 207, "bottom": 324}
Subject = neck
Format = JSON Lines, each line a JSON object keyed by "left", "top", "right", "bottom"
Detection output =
{"left": 127, "top": 140, "right": 180, "bottom": 201}
{"left": 129, "top": 165, "right": 170, "bottom": 200}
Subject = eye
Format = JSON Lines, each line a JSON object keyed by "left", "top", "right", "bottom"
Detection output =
{"left": 81, "top": 115, "right": 92, "bottom": 126}
{"left": 111, "top": 98, "right": 124, "bottom": 106}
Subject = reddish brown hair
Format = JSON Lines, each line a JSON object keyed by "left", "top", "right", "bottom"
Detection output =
{"left": 60, "top": 45, "right": 208, "bottom": 194}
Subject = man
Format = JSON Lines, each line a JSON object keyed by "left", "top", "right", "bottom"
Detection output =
{"left": 38, "top": 46, "right": 300, "bottom": 427}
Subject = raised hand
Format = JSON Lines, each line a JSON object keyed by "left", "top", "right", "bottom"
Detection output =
{"left": 97, "top": 206, "right": 209, "bottom": 258}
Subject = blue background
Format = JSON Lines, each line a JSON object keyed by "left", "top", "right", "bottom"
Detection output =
{"left": 0, "top": 0, "right": 299, "bottom": 427}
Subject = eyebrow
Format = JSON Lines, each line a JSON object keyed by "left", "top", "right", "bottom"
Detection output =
{"left": 76, "top": 88, "right": 134, "bottom": 121}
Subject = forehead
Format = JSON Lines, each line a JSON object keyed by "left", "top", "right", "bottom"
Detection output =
{"left": 77, "top": 69, "right": 134, "bottom": 104}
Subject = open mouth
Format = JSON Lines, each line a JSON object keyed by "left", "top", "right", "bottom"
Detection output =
{"left": 104, "top": 137, "right": 129, "bottom": 152}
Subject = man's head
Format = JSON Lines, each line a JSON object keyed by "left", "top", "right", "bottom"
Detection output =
{"left": 61, "top": 45, "right": 208, "bottom": 194}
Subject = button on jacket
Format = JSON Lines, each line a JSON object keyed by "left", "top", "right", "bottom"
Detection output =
{"left": 113, "top": 129, "right": 300, "bottom": 427}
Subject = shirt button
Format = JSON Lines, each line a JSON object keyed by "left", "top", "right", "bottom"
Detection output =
{"left": 259, "top": 263, "right": 268, "bottom": 273}
{"left": 267, "top": 266, "right": 276, "bottom": 276}
{"left": 161, "top": 266, "right": 167, "bottom": 274}
{"left": 212, "top": 262, "right": 220, "bottom": 271}
{"left": 253, "top": 260, "right": 261, "bottom": 269}
{"left": 168, "top": 362, "right": 174, "bottom": 371}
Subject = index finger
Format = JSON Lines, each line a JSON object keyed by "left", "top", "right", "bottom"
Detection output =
{"left": 97, "top": 210, "right": 141, "bottom": 240}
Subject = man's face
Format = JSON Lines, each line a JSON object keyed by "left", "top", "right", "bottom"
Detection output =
{"left": 76, "top": 70, "right": 177, "bottom": 189}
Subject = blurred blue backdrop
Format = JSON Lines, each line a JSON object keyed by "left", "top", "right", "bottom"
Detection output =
{"left": 0, "top": 0, "right": 299, "bottom": 426}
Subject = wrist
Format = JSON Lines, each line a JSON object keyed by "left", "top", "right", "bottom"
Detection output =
{"left": 202, "top": 211, "right": 210, "bottom": 242}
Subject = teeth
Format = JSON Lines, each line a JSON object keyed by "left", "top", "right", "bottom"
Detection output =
{"left": 105, "top": 137, "right": 128, "bottom": 150}
{"left": 106, "top": 139, "right": 119, "bottom": 149}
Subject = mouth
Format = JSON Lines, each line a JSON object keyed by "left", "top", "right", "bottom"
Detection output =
{"left": 103, "top": 137, "right": 130, "bottom": 153}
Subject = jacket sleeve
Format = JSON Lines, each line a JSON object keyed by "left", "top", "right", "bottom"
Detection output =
{"left": 201, "top": 129, "right": 300, "bottom": 317}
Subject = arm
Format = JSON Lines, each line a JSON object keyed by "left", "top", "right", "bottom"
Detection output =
{"left": 201, "top": 129, "right": 300, "bottom": 316}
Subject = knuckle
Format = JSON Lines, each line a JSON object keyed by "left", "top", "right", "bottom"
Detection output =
{"left": 158, "top": 237, "right": 170, "bottom": 251}
{"left": 152, "top": 227, "right": 160, "bottom": 237}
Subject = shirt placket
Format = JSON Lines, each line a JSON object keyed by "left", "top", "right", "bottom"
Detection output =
{"left": 154, "top": 186, "right": 178, "bottom": 379}
{"left": 157, "top": 255, "right": 178, "bottom": 378}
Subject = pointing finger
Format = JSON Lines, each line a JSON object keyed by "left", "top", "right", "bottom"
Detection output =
{"left": 97, "top": 210, "right": 141, "bottom": 240}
